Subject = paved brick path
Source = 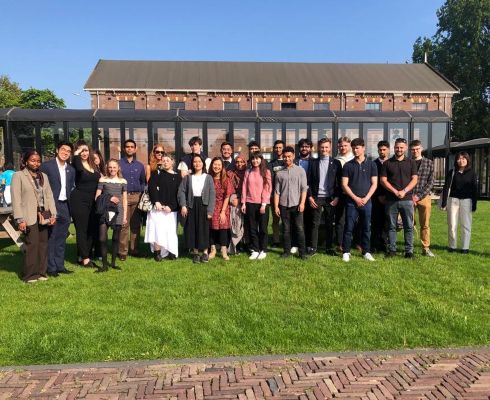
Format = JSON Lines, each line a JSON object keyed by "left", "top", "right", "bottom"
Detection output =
{"left": 1, "top": 349, "right": 489, "bottom": 399}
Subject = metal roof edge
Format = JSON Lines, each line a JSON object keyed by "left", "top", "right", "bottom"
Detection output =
{"left": 423, "top": 62, "right": 460, "bottom": 93}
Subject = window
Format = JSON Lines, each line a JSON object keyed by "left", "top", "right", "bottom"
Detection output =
{"left": 313, "top": 103, "right": 330, "bottom": 111}
{"left": 118, "top": 101, "right": 135, "bottom": 110}
{"left": 257, "top": 102, "right": 272, "bottom": 111}
{"left": 365, "top": 102, "right": 382, "bottom": 111}
{"left": 413, "top": 123, "right": 429, "bottom": 149}
{"left": 432, "top": 123, "right": 447, "bottom": 147}
{"left": 224, "top": 102, "right": 239, "bottom": 111}
{"left": 281, "top": 102, "right": 296, "bottom": 110}
{"left": 412, "top": 103, "right": 428, "bottom": 111}
{"left": 169, "top": 101, "right": 185, "bottom": 110}
{"left": 363, "top": 123, "right": 384, "bottom": 159}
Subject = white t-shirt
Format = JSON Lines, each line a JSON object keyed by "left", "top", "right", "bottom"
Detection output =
{"left": 191, "top": 173, "right": 207, "bottom": 197}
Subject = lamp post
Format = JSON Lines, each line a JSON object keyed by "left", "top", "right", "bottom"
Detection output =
{"left": 72, "top": 92, "right": 92, "bottom": 108}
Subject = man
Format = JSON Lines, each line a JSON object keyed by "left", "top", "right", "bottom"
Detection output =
{"left": 295, "top": 138, "right": 315, "bottom": 252}
{"left": 119, "top": 139, "right": 146, "bottom": 260}
{"left": 220, "top": 141, "right": 235, "bottom": 171}
{"left": 371, "top": 140, "right": 390, "bottom": 253}
{"left": 40, "top": 141, "right": 75, "bottom": 277}
{"left": 269, "top": 140, "right": 285, "bottom": 247}
{"left": 410, "top": 139, "right": 435, "bottom": 257}
{"left": 178, "top": 136, "right": 210, "bottom": 177}
{"left": 274, "top": 146, "right": 308, "bottom": 259}
{"left": 380, "top": 138, "right": 418, "bottom": 258}
{"left": 307, "top": 138, "right": 342, "bottom": 256}
{"left": 341, "top": 138, "right": 377, "bottom": 262}
{"left": 247, "top": 140, "right": 260, "bottom": 158}
{"left": 334, "top": 136, "right": 355, "bottom": 249}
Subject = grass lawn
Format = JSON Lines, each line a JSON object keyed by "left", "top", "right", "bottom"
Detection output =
{"left": 0, "top": 202, "right": 489, "bottom": 367}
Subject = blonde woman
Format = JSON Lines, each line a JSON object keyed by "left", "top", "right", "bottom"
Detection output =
{"left": 145, "top": 152, "right": 181, "bottom": 261}
{"left": 71, "top": 140, "right": 101, "bottom": 268}
{"left": 94, "top": 159, "right": 127, "bottom": 272}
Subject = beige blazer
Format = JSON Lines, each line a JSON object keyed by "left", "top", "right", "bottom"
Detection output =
{"left": 11, "top": 169, "right": 57, "bottom": 226}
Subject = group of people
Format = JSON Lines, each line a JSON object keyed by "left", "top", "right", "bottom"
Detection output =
{"left": 8, "top": 133, "right": 478, "bottom": 283}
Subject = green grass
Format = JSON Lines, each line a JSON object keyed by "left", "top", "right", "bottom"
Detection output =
{"left": 0, "top": 202, "right": 489, "bottom": 366}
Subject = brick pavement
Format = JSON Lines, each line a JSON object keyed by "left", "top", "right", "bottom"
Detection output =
{"left": 0, "top": 348, "right": 489, "bottom": 399}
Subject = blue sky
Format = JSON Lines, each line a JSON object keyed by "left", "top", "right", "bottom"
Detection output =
{"left": 2, "top": 0, "right": 444, "bottom": 108}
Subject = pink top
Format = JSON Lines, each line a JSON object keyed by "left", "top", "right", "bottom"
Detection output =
{"left": 241, "top": 168, "right": 272, "bottom": 205}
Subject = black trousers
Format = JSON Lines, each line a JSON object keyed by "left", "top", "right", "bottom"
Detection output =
{"left": 23, "top": 223, "right": 49, "bottom": 281}
{"left": 335, "top": 195, "right": 347, "bottom": 247}
{"left": 310, "top": 197, "right": 336, "bottom": 251}
{"left": 280, "top": 205, "right": 305, "bottom": 255}
{"left": 210, "top": 229, "right": 231, "bottom": 247}
{"left": 47, "top": 200, "right": 70, "bottom": 273}
{"left": 371, "top": 197, "right": 388, "bottom": 252}
{"left": 246, "top": 203, "right": 269, "bottom": 252}
{"left": 71, "top": 189, "right": 97, "bottom": 259}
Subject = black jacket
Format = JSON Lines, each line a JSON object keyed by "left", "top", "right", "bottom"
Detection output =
{"left": 95, "top": 192, "right": 119, "bottom": 226}
{"left": 307, "top": 157, "right": 342, "bottom": 198}
{"left": 441, "top": 168, "right": 478, "bottom": 211}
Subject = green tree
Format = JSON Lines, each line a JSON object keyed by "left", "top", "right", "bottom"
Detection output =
{"left": 20, "top": 88, "right": 65, "bottom": 109}
{"left": 412, "top": 0, "right": 490, "bottom": 140}
{"left": 0, "top": 75, "right": 22, "bottom": 108}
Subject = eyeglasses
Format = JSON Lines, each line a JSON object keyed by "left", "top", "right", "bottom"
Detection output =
{"left": 154, "top": 150, "right": 164, "bottom": 155}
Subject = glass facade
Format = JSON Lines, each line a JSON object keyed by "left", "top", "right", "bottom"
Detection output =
{"left": 98, "top": 122, "right": 122, "bottom": 162}
{"left": 286, "top": 123, "right": 307, "bottom": 147}
{"left": 388, "top": 123, "right": 409, "bottom": 149}
{"left": 152, "top": 122, "right": 176, "bottom": 157}
{"left": 311, "top": 123, "right": 333, "bottom": 156}
{"left": 0, "top": 124, "right": 4, "bottom": 167}
{"left": 125, "top": 122, "right": 149, "bottom": 163}
{"left": 260, "top": 123, "right": 281, "bottom": 159}
{"left": 40, "top": 122, "right": 64, "bottom": 160}
{"left": 432, "top": 123, "right": 447, "bottom": 147}
{"left": 68, "top": 122, "right": 92, "bottom": 147}
{"left": 11, "top": 122, "right": 36, "bottom": 167}
{"left": 413, "top": 123, "right": 429, "bottom": 149}
{"left": 363, "top": 123, "right": 384, "bottom": 159}
{"left": 207, "top": 123, "right": 229, "bottom": 159}
{"left": 339, "top": 123, "right": 360, "bottom": 141}
{"left": 181, "top": 122, "right": 203, "bottom": 154}
{"left": 233, "top": 123, "right": 255, "bottom": 156}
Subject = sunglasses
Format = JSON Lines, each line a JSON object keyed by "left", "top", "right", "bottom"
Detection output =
{"left": 154, "top": 150, "right": 164, "bottom": 155}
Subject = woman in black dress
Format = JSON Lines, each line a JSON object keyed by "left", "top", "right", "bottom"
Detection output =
{"left": 71, "top": 141, "right": 101, "bottom": 267}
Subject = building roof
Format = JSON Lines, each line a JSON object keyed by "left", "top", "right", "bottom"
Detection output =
{"left": 84, "top": 60, "right": 459, "bottom": 94}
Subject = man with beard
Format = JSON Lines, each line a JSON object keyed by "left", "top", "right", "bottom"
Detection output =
{"left": 269, "top": 140, "right": 285, "bottom": 247}
{"left": 371, "top": 140, "right": 390, "bottom": 253}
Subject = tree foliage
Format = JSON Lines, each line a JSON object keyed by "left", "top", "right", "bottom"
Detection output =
{"left": 412, "top": 0, "right": 490, "bottom": 140}
{"left": 0, "top": 75, "right": 65, "bottom": 110}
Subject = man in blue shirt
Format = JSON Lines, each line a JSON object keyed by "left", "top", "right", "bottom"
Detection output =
{"left": 119, "top": 139, "right": 146, "bottom": 260}
{"left": 341, "top": 138, "right": 378, "bottom": 262}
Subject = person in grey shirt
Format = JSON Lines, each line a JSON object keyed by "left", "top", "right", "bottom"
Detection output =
{"left": 274, "top": 146, "right": 308, "bottom": 259}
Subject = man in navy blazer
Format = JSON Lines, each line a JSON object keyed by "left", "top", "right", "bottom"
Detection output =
{"left": 40, "top": 141, "right": 76, "bottom": 276}
{"left": 307, "top": 137, "right": 342, "bottom": 255}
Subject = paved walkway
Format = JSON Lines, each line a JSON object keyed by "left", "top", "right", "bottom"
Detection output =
{"left": 1, "top": 348, "right": 489, "bottom": 399}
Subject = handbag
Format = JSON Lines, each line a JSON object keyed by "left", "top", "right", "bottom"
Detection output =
{"left": 137, "top": 189, "right": 152, "bottom": 212}
{"left": 27, "top": 173, "right": 53, "bottom": 225}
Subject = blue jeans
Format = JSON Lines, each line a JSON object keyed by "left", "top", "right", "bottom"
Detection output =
{"left": 343, "top": 199, "right": 372, "bottom": 254}
{"left": 386, "top": 200, "right": 414, "bottom": 253}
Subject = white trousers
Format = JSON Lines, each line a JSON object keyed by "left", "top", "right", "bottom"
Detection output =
{"left": 447, "top": 197, "right": 472, "bottom": 250}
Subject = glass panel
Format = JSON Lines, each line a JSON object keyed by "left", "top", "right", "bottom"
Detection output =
{"left": 281, "top": 103, "right": 296, "bottom": 110}
{"left": 125, "top": 122, "right": 149, "bottom": 164}
{"left": 11, "top": 122, "right": 36, "bottom": 169}
{"left": 311, "top": 123, "right": 333, "bottom": 157}
{"left": 365, "top": 103, "right": 382, "bottom": 111}
{"left": 224, "top": 102, "right": 239, "bottom": 110}
{"left": 257, "top": 103, "right": 272, "bottom": 111}
{"left": 388, "top": 123, "right": 409, "bottom": 149}
{"left": 432, "top": 123, "right": 447, "bottom": 147}
{"left": 181, "top": 122, "right": 203, "bottom": 154}
{"left": 39, "top": 122, "right": 64, "bottom": 161}
{"left": 413, "top": 123, "right": 429, "bottom": 149}
{"left": 0, "top": 124, "right": 5, "bottom": 167}
{"left": 170, "top": 101, "right": 185, "bottom": 110}
{"left": 313, "top": 103, "right": 330, "bottom": 111}
{"left": 412, "top": 103, "right": 428, "bottom": 111}
{"left": 286, "top": 123, "right": 307, "bottom": 147}
{"left": 119, "top": 101, "right": 135, "bottom": 110}
{"left": 153, "top": 122, "right": 176, "bottom": 157}
{"left": 207, "top": 123, "right": 228, "bottom": 159}
{"left": 98, "top": 122, "right": 121, "bottom": 161}
{"left": 68, "top": 122, "right": 92, "bottom": 147}
{"left": 339, "top": 123, "right": 360, "bottom": 141}
{"left": 363, "top": 123, "right": 384, "bottom": 160}
{"left": 260, "top": 123, "right": 281, "bottom": 160}
{"left": 233, "top": 123, "right": 255, "bottom": 157}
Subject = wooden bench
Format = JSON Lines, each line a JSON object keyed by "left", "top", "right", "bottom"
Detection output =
{"left": 0, "top": 207, "right": 24, "bottom": 248}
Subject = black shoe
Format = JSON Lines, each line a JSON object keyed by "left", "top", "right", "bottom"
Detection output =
{"left": 118, "top": 255, "right": 127, "bottom": 261}
{"left": 448, "top": 248, "right": 456, "bottom": 253}
{"left": 112, "top": 264, "right": 122, "bottom": 270}
{"left": 47, "top": 272, "right": 59, "bottom": 277}
{"left": 58, "top": 269, "right": 73, "bottom": 274}
{"left": 280, "top": 252, "right": 290, "bottom": 259}
{"left": 299, "top": 253, "right": 309, "bottom": 260}
{"left": 273, "top": 242, "right": 281, "bottom": 248}
{"left": 95, "top": 265, "right": 108, "bottom": 273}
{"left": 307, "top": 248, "right": 317, "bottom": 256}
{"left": 461, "top": 249, "right": 469, "bottom": 254}
{"left": 153, "top": 251, "right": 163, "bottom": 262}
{"left": 201, "top": 253, "right": 209, "bottom": 263}
{"left": 385, "top": 251, "right": 397, "bottom": 258}
{"left": 404, "top": 252, "right": 414, "bottom": 259}
{"left": 192, "top": 254, "right": 201, "bottom": 264}
{"left": 166, "top": 253, "right": 177, "bottom": 260}
{"left": 325, "top": 248, "right": 337, "bottom": 256}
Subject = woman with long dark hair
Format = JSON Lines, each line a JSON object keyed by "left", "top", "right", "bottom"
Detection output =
{"left": 178, "top": 154, "right": 215, "bottom": 263}
{"left": 145, "top": 151, "right": 181, "bottom": 261}
{"left": 241, "top": 152, "right": 272, "bottom": 260}
{"left": 71, "top": 140, "right": 101, "bottom": 267}
{"left": 11, "top": 150, "right": 57, "bottom": 282}
{"left": 93, "top": 149, "right": 106, "bottom": 177}
{"left": 440, "top": 151, "right": 478, "bottom": 254}
{"left": 228, "top": 155, "right": 247, "bottom": 254}
{"left": 208, "top": 157, "right": 234, "bottom": 260}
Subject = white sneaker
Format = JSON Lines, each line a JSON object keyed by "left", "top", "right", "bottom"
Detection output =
{"left": 363, "top": 252, "right": 375, "bottom": 262}
{"left": 290, "top": 247, "right": 298, "bottom": 254}
{"left": 423, "top": 249, "right": 435, "bottom": 257}
{"left": 257, "top": 251, "right": 267, "bottom": 260}
{"left": 342, "top": 253, "right": 351, "bottom": 262}
{"left": 249, "top": 251, "right": 260, "bottom": 260}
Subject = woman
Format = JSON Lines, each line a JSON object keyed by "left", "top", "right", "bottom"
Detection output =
{"left": 178, "top": 154, "right": 215, "bottom": 263}
{"left": 208, "top": 157, "right": 234, "bottom": 260}
{"left": 94, "top": 159, "right": 127, "bottom": 272}
{"left": 441, "top": 151, "right": 478, "bottom": 254}
{"left": 228, "top": 155, "right": 247, "bottom": 255}
{"left": 11, "top": 151, "right": 57, "bottom": 282}
{"left": 145, "top": 151, "right": 181, "bottom": 261}
{"left": 93, "top": 149, "right": 106, "bottom": 177}
{"left": 71, "top": 140, "right": 101, "bottom": 267}
{"left": 145, "top": 144, "right": 165, "bottom": 182}
{"left": 241, "top": 152, "right": 272, "bottom": 260}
